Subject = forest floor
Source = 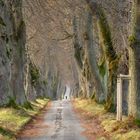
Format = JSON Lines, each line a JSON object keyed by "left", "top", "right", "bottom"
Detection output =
{"left": 0, "top": 98, "right": 49, "bottom": 140}
{"left": 73, "top": 99, "right": 140, "bottom": 140}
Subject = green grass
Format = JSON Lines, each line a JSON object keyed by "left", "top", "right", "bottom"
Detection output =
{"left": 74, "top": 99, "right": 140, "bottom": 140}
{"left": 0, "top": 98, "right": 49, "bottom": 140}
{"left": 0, "top": 127, "right": 14, "bottom": 137}
{"left": 134, "top": 119, "right": 140, "bottom": 127}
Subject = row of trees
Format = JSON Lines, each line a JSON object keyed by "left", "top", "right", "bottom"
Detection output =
{"left": 21, "top": 0, "right": 140, "bottom": 119}
{"left": 1, "top": 0, "right": 140, "bottom": 119}
{"left": 72, "top": 0, "right": 140, "bottom": 119}
{"left": 0, "top": 0, "right": 62, "bottom": 106}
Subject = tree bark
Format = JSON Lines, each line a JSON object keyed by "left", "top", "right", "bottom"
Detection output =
{"left": 85, "top": 10, "right": 105, "bottom": 103}
{"left": 129, "top": 0, "right": 140, "bottom": 118}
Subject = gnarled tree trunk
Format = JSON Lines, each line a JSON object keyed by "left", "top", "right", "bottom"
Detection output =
{"left": 85, "top": 9, "right": 105, "bottom": 103}
{"left": 129, "top": 0, "right": 140, "bottom": 118}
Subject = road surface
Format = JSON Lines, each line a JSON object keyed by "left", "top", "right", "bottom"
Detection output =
{"left": 18, "top": 100, "right": 88, "bottom": 140}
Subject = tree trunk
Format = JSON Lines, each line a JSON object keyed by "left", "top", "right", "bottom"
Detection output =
{"left": 129, "top": 0, "right": 140, "bottom": 118}
{"left": 85, "top": 10, "right": 105, "bottom": 103}
{"left": 96, "top": 8, "right": 118, "bottom": 111}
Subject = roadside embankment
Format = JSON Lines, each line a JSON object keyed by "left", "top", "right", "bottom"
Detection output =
{"left": 0, "top": 98, "right": 49, "bottom": 140}
{"left": 73, "top": 99, "right": 140, "bottom": 140}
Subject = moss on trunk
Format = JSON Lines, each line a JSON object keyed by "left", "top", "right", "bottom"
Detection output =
{"left": 128, "top": 0, "right": 140, "bottom": 119}
{"left": 97, "top": 8, "right": 119, "bottom": 111}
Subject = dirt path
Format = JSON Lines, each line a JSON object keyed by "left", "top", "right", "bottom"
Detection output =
{"left": 17, "top": 100, "right": 88, "bottom": 140}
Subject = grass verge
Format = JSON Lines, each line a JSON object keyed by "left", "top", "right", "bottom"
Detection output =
{"left": 0, "top": 98, "right": 49, "bottom": 140}
{"left": 73, "top": 99, "right": 140, "bottom": 140}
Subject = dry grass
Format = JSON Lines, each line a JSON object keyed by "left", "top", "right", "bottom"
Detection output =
{"left": 73, "top": 99, "right": 140, "bottom": 140}
{"left": 0, "top": 98, "right": 49, "bottom": 140}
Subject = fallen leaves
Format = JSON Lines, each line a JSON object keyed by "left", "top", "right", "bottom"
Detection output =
{"left": 73, "top": 100, "right": 110, "bottom": 140}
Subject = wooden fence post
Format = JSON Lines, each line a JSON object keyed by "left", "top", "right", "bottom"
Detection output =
{"left": 116, "top": 74, "right": 131, "bottom": 121}
{"left": 117, "top": 77, "right": 122, "bottom": 121}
